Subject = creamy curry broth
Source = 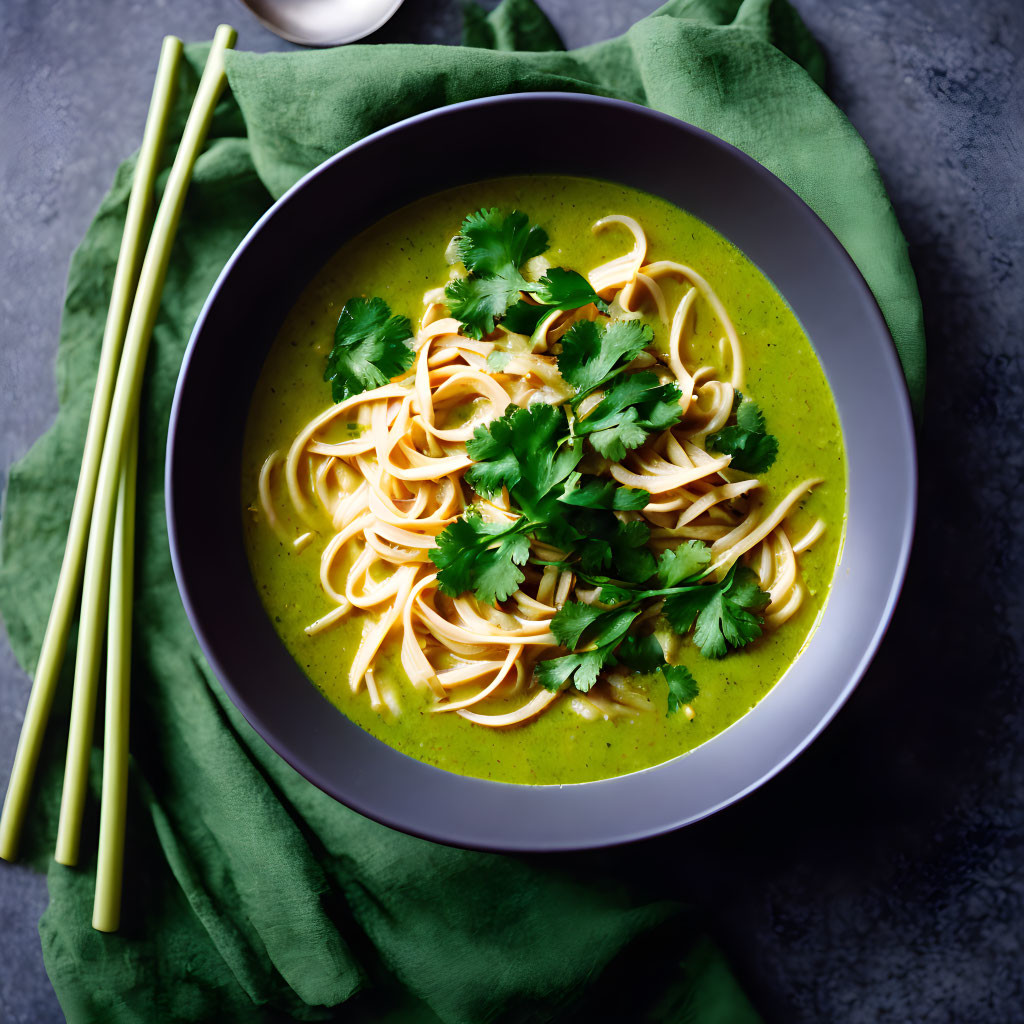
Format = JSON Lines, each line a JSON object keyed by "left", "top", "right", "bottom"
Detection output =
{"left": 241, "top": 175, "right": 846, "bottom": 784}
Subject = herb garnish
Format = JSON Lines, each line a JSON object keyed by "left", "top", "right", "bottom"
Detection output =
{"left": 427, "top": 210, "right": 777, "bottom": 711}
{"left": 445, "top": 209, "right": 608, "bottom": 338}
{"left": 557, "top": 319, "right": 685, "bottom": 460}
{"left": 707, "top": 392, "right": 779, "bottom": 473}
{"left": 533, "top": 543, "right": 765, "bottom": 708}
{"left": 324, "top": 297, "right": 414, "bottom": 402}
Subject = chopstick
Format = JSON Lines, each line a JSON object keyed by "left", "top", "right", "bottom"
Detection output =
{"left": 0, "top": 25, "right": 238, "bottom": 932}
{"left": 0, "top": 34, "right": 183, "bottom": 863}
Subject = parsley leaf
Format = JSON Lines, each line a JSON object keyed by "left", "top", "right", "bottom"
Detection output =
{"left": 557, "top": 319, "right": 654, "bottom": 397}
{"left": 663, "top": 564, "right": 770, "bottom": 659}
{"left": 454, "top": 209, "right": 549, "bottom": 277}
{"left": 657, "top": 541, "right": 712, "bottom": 586}
{"left": 664, "top": 665, "right": 699, "bottom": 713}
{"left": 429, "top": 511, "right": 530, "bottom": 603}
{"left": 573, "top": 372, "right": 684, "bottom": 461}
{"left": 527, "top": 268, "right": 608, "bottom": 312}
{"left": 707, "top": 392, "right": 779, "bottom": 473}
{"left": 324, "top": 297, "right": 414, "bottom": 402}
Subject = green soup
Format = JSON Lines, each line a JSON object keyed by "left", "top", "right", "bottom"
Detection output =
{"left": 241, "top": 175, "right": 846, "bottom": 785}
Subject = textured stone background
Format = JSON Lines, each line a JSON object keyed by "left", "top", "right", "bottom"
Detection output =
{"left": 1, "top": 0, "right": 1021, "bottom": 1021}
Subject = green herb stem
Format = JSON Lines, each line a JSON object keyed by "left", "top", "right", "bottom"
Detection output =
{"left": 0, "top": 35, "right": 184, "bottom": 863}
{"left": 53, "top": 24, "right": 238, "bottom": 869}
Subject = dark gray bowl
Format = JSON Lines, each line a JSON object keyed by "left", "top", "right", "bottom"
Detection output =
{"left": 167, "top": 93, "right": 916, "bottom": 851}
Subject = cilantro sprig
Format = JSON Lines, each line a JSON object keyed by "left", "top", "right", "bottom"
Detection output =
{"left": 663, "top": 563, "right": 771, "bottom": 659}
{"left": 707, "top": 392, "right": 779, "bottom": 473}
{"left": 430, "top": 403, "right": 582, "bottom": 599}
{"left": 324, "top": 297, "right": 414, "bottom": 402}
{"left": 557, "top": 318, "right": 685, "bottom": 459}
{"left": 444, "top": 209, "right": 608, "bottom": 338}
{"left": 429, "top": 402, "right": 659, "bottom": 599}
{"left": 454, "top": 208, "right": 548, "bottom": 277}
{"left": 428, "top": 511, "right": 531, "bottom": 604}
{"left": 558, "top": 319, "right": 653, "bottom": 396}
{"left": 535, "top": 542, "right": 766, "bottom": 708}
{"left": 573, "top": 373, "right": 685, "bottom": 461}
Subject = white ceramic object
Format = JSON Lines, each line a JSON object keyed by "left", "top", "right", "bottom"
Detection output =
{"left": 237, "top": 0, "right": 405, "bottom": 46}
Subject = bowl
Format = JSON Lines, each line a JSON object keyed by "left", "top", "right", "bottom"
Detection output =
{"left": 166, "top": 93, "right": 916, "bottom": 851}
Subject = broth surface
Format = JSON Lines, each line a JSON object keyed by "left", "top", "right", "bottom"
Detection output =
{"left": 242, "top": 175, "right": 846, "bottom": 784}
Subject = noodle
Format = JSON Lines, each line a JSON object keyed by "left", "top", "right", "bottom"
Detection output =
{"left": 258, "top": 214, "right": 826, "bottom": 728}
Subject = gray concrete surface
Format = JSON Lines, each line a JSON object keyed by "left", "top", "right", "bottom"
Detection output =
{"left": 1, "top": 0, "right": 1021, "bottom": 1021}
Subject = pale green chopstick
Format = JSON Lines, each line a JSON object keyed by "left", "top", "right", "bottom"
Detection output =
{"left": 55, "top": 23, "right": 238, "bottom": 869}
{"left": 92, "top": 418, "right": 138, "bottom": 933}
{"left": 0, "top": 35, "right": 183, "bottom": 864}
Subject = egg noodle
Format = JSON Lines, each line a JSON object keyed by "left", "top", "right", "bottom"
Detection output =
{"left": 257, "top": 216, "right": 824, "bottom": 727}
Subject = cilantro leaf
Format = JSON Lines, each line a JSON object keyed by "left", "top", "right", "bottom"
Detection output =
{"left": 527, "top": 268, "right": 608, "bottom": 312}
{"left": 557, "top": 475, "right": 650, "bottom": 511}
{"left": 664, "top": 665, "right": 699, "bottom": 713}
{"left": 550, "top": 601, "right": 605, "bottom": 649}
{"left": 598, "top": 583, "right": 634, "bottom": 606}
{"left": 557, "top": 319, "right": 654, "bottom": 397}
{"left": 448, "top": 211, "right": 613, "bottom": 339}
{"left": 737, "top": 396, "right": 766, "bottom": 433}
{"left": 616, "top": 634, "right": 665, "bottom": 674}
{"left": 324, "top": 297, "right": 414, "bottom": 402}
{"left": 611, "top": 487, "right": 652, "bottom": 511}
{"left": 663, "top": 565, "right": 770, "bottom": 658}
{"left": 584, "top": 418, "right": 647, "bottom": 462}
{"left": 471, "top": 532, "right": 531, "bottom": 605}
{"left": 464, "top": 414, "right": 526, "bottom": 496}
{"left": 502, "top": 300, "right": 549, "bottom": 336}
{"left": 535, "top": 649, "right": 606, "bottom": 693}
{"left": 574, "top": 373, "right": 684, "bottom": 461}
{"left": 454, "top": 209, "right": 548, "bottom": 277}
{"left": 445, "top": 267, "right": 526, "bottom": 339}
{"left": 613, "top": 634, "right": 699, "bottom": 714}
{"left": 707, "top": 425, "right": 778, "bottom": 474}
{"left": 657, "top": 541, "right": 712, "bottom": 587}
{"left": 568, "top": 511, "right": 655, "bottom": 583}
{"left": 707, "top": 393, "right": 779, "bottom": 473}
{"left": 538, "top": 606, "right": 641, "bottom": 692}
{"left": 466, "top": 403, "right": 581, "bottom": 522}
{"left": 430, "top": 512, "right": 530, "bottom": 603}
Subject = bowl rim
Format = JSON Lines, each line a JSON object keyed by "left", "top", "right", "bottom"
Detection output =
{"left": 167, "top": 91, "right": 917, "bottom": 851}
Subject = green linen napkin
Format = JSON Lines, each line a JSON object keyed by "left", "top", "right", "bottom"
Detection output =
{"left": 0, "top": 1, "right": 923, "bottom": 1021}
